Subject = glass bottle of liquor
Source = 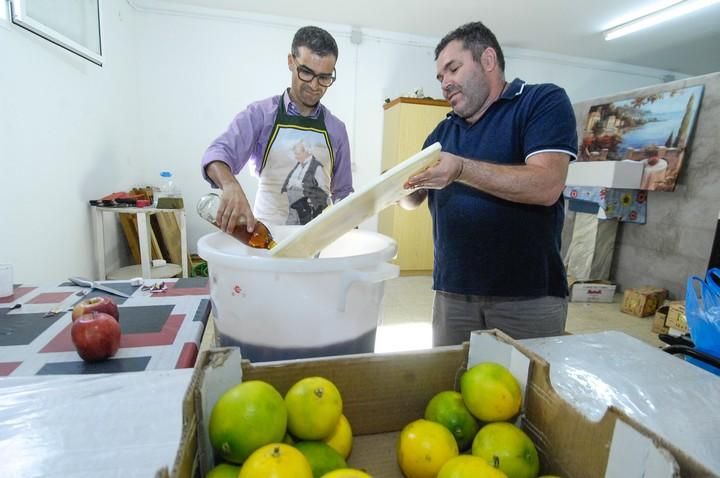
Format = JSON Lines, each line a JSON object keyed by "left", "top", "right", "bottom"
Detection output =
{"left": 196, "top": 193, "right": 276, "bottom": 249}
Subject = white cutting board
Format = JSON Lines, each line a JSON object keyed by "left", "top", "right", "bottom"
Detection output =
{"left": 270, "top": 142, "right": 441, "bottom": 258}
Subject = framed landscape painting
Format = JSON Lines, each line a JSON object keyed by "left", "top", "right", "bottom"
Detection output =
{"left": 579, "top": 84, "right": 704, "bottom": 191}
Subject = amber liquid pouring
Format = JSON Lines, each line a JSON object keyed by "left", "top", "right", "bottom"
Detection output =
{"left": 197, "top": 193, "right": 276, "bottom": 249}
{"left": 216, "top": 220, "right": 276, "bottom": 250}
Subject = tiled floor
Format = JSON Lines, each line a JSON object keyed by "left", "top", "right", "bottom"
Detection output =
{"left": 375, "top": 275, "right": 664, "bottom": 352}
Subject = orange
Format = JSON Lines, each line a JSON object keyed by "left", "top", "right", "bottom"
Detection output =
{"left": 239, "top": 443, "right": 313, "bottom": 478}
{"left": 209, "top": 380, "right": 287, "bottom": 464}
{"left": 397, "top": 418, "right": 459, "bottom": 478}
{"left": 460, "top": 362, "right": 521, "bottom": 422}
{"left": 320, "top": 469, "right": 372, "bottom": 478}
{"left": 207, "top": 463, "right": 241, "bottom": 478}
{"left": 294, "top": 441, "right": 347, "bottom": 477}
{"left": 323, "top": 414, "right": 353, "bottom": 459}
{"left": 285, "top": 377, "right": 343, "bottom": 440}
{"left": 471, "top": 422, "right": 539, "bottom": 478}
{"left": 438, "top": 455, "right": 508, "bottom": 478}
{"left": 425, "top": 390, "right": 480, "bottom": 451}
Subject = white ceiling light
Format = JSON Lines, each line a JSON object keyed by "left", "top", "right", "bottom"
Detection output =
{"left": 604, "top": 0, "right": 720, "bottom": 40}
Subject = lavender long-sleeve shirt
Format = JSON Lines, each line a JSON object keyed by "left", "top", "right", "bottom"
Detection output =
{"left": 201, "top": 91, "right": 353, "bottom": 202}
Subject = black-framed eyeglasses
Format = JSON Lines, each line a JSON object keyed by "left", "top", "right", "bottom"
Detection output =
{"left": 293, "top": 60, "right": 336, "bottom": 87}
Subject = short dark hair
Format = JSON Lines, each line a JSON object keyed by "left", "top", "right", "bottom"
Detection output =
{"left": 434, "top": 22, "right": 505, "bottom": 71}
{"left": 292, "top": 26, "right": 338, "bottom": 59}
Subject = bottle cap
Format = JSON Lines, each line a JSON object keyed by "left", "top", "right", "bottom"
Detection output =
{"left": 161, "top": 171, "right": 172, "bottom": 178}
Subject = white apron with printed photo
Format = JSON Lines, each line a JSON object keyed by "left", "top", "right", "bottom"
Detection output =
{"left": 253, "top": 95, "right": 334, "bottom": 225}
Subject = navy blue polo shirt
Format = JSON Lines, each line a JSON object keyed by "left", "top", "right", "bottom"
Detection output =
{"left": 425, "top": 78, "right": 577, "bottom": 297}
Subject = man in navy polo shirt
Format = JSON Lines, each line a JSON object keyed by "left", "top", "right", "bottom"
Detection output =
{"left": 402, "top": 21, "right": 577, "bottom": 344}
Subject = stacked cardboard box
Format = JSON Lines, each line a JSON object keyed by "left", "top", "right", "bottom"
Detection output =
{"left": 665, "top": 303, "right": 688, "bottom": 334}
{"left": 653, "top": 301, "right": 683, "bottom": 334}
{"left": 570, "top": 280, "right": 617, "bottom": 303}
{"left": 621, "top": 286, "right": 669, "bottom": 317}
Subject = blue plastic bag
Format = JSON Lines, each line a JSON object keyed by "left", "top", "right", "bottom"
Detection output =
{"left": 705, "top": 268, "right": 720, "bottom": 297}
{"left": 685, "top": 270, "right": 720, "bottom": 358}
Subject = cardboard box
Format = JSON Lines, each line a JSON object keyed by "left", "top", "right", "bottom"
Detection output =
{"left": 665, "top": 303, "right": 688, "bottom": 334}
{"left": 652, "top": 301, "right": 683, "bottom": 334}
{"left": 570, "top": 280, "right": 617, "bottom": 303}
{"left": 621, "top": 287, "right": 669, "bottom": 317}
{"left": 566, "top": 160, "right": 644, "bottom": 189}
{"left": 155, "top": 331, "right": 715, "bottom": 478}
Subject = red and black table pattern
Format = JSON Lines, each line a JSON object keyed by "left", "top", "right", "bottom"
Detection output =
{"left": 0, "top": 278, "right": 210, "bottom": 376}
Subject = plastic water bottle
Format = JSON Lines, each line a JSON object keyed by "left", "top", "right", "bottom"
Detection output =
{"left": 155, "top": 171, "right": 181, "bottom": 207}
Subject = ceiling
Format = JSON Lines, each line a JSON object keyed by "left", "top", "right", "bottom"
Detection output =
{"left": 162, "top": 0, "right": 720, "bottom": 76}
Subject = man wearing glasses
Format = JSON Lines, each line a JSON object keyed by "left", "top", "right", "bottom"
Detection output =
{"left": 202, "top": 26, "right": 352, "bottom": 231}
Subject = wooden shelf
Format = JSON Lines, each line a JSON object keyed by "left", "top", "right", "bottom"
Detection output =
{"left": 92, "top": 206, "right": 188, "bottom": 280}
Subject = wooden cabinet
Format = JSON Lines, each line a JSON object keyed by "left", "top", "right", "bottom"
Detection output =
{"left": 378, "top": 97, "right": 451, "bottom": 273}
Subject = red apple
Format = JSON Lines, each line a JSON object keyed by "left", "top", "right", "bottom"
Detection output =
{"left": 71, "top": 312, "right": 122, "bottom": 362}
{"left": 72, "top": 296, "right": 119, "bottom": 322}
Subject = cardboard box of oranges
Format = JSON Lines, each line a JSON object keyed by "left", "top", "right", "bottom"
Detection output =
{"left": 157, "top": 330, "right": 709, "bottom": 478}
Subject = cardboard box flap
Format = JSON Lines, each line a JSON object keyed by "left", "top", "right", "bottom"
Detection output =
{"left": 468, "top": 330, "right": 532, "bottom": 396}
{"left": 196, "top": 348, "right": 245, "bottom": 475}
{"left": 606, "top": 419, "right": 679, "bottom": 478}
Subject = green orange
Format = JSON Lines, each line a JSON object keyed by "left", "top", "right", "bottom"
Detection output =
{"left": 460, "top": 362, "right": 522, "bottom": 422}
{"left": 471, "top": 422, "right": 539, "bottom": 478}
{"left": 425, "top": 390, "right": 480, "bottom": 451}
{"left": 285, "top": 377, "right": 343, "bottom": 440}
{"left": 320, "top": 469, "right": 372, "bottom": 478}
{"left": 323, "top": 414, "right": 353, "bottom": 459}
{"left": 207, "top": 463, "right": 242, "bottom": 478}
{"left": 238, "top": 443, "right": 313, "bottom": 478}
{"left": 209, "top": 380, "right": 287, "bottom": 464}
{"left": 294, "top": 441, "right": 347, "bottom": 477}
{"left": 438, "top": 455, "right": 508, "bottom": 477}
{"left": 397, "top": 418, "right": 459, "bottom": 478}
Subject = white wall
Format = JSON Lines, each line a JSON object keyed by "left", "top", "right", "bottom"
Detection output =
{"left": 0, "top": 0, "right": 137, "bottom": 283}
{"left": 130, "top": 1, "right": 687, "bottom": 249}
{"left": 1, "top": 0, "right": 686, "bottom": 283}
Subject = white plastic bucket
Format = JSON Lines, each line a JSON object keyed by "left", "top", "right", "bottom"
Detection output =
{"left": 197, "top": 226, "right": 399, "bottom": 362}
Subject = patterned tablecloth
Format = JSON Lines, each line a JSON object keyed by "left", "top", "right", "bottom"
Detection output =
{"left": 0, "top": 278, "right": 210, "bottom": 376}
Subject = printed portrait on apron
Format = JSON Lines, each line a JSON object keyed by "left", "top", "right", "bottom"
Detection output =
{"left": 253, "top": 98, "right": 334, "bottom": 225}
